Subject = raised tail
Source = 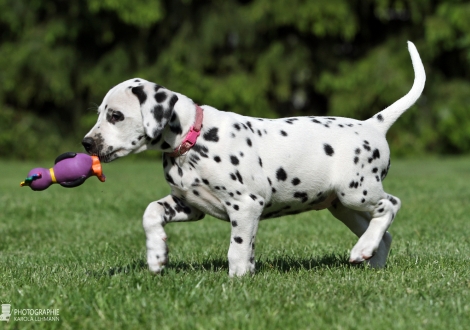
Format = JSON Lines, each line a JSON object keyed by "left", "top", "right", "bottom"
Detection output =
{"left": 366, "top": 41, "right": 426, "bottom": 135}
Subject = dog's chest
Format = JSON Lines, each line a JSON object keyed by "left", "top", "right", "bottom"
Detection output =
{"left": 162, "top": 155, "right": 230, "bottom": 219}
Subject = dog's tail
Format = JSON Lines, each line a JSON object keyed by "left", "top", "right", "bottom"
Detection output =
{"left": 366, "top": 41, "right": 426, "bottom": 135}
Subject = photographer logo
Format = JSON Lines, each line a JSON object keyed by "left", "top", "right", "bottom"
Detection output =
{"left": 0, "top": 303, "right": 60, "bottom": 322}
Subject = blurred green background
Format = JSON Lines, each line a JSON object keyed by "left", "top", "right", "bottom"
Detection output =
{"left": 1, "top": 0, "right": 469, "bottom": 160}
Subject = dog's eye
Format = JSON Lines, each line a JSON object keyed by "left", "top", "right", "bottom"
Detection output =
{"left": 107, "top": 110, "right": 124, "bottom": 124}
{"left": 112, "top": 111, "right": 124, "bottom": 121}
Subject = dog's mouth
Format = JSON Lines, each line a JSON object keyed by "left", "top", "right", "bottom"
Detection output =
{"left": 97, "top": 148, "right": 124, "bottom": 163}
{"left": 95, "top": 148, "right": 124, "bottom": 163}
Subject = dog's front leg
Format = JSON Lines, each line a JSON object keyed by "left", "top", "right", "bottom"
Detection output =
{"left": 143, "top": 195, "right": 205, "bottom": 273}
{"left": 227, "top": 196, "right": 264, "bottom": 277}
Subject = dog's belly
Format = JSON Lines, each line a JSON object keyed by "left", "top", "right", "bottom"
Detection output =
{"left": 180, "top": 185, "right": 337, "bottom": 221}
{"left": 261, "top": 190, "right": 337, "bottom": 220}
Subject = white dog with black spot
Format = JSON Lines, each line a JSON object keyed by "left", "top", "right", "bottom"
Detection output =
{"left": 83, "top": 41, "right": 425, "bottom": 277}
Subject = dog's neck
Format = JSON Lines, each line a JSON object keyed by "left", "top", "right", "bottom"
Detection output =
{"left": 151, "top": 92, "right": 202, "bottom": 154}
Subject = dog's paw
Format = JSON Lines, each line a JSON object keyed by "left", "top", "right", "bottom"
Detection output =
{"left": 228, "top": 262, "right": 255, "bottom": 277}
{"left": 147, "top": 247, "right": 168, "bottom": 274}
{"left": 349, "top": 238, "right": 377, "bottom": 264}
{"left": 350, "top": 232, "right": 392, "bottom": 268}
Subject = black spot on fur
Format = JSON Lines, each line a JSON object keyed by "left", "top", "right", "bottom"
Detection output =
{"left": 231, "top": 221, "right": 238, "bottom": 227}
{"left": 169, "top": 95, "right": 178, "bottom": 109}
{"left": 166, "top": 174, "right": 175, "bottom": 185}
{"left": 381, "top": 168, "right": 388, "bottom": 180}
{"left": 214, "top": 156, "right": 221, "bottom": 163}
{"left": 250, "top": 194, "right": 257, "bottom": 201}
{"left": 324, "top": 144, "right": 334, "bottom": 156}
{"left": 276, "top": 167, "right": 287, "bottom": 181}
{"left": 203, "top": 127, "right": 219, "bottom": 142}
{"left": 354, "top": 157, "right": 359, "bottom": 164}
{"left": 246, "top": 121, "right": 254, "bottom": 132}
{"left": 155, "top": 92, "right": 167, "bottom": 103}
{"left": 280, "top": 130, "right": 288, "bottom": 136}
{"left": 291, "top": 178, "right": 301, "bottom": 185}
{"left": 294, "top": 192, "right": 308, "bottom": 203}
{"left": 170, "top": 124, "right": 183, "bottom": 135}
{"left": 258, "top": 157, "right": 263, "bottom": 167}
{"left": 230, "top": 155, "right": 239, "bottom": 165}
{"left": 192, "top": 144, "right": 209, "bottom": 158}
{"left": 372, "top": 149, "right": 380, "bottom": 159}
{"left": 131, "top": 85, "right": 147, "bottom": 104}
{"left": 233, "top": 123, "right": 241, "bottom": 131}
{"left": 377, "top": 114, "right": 384, "bottom": 122}
{"left": 233, "top": 205, "right": 239, "bottom": 210}
{"left": 234, "top": 236, "right": 243, "bottom": 244}
{"left": 246, "top": 138, "right": 252, "bottom": 147}
{"left": 388, "top": 196, "right": 398, "bottom": 205}
{"left": 235, "top": 170, "right": 244, "bottom": 184}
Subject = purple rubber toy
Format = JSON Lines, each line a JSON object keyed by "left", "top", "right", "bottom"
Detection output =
{"left": 20, "top": 152, "right": 106, "bottom": 191}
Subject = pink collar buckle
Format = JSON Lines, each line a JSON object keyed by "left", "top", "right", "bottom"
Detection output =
{"left": 167, "top": 104, "right": 204, "bottom": 157}
{"left": 176, "top": 125, "right": 200, "bottom": 156}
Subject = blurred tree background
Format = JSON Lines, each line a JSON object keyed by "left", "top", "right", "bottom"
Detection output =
{"left": 0, "top": 0, "right": 469, "bottom": 159}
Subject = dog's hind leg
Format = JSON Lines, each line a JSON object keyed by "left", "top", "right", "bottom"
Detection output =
{"left": 143, "top": 195, "right": 205, "bottom": 273}
{"left": 328, "top": 200, "right": 393, "bottom": 268}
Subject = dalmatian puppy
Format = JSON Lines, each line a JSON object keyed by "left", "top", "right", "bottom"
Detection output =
{"left": 82, "top": 41, "right": 425, "bottom": 277}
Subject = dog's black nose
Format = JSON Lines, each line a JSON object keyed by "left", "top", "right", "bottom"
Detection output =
{"left": 82, "top": 137, "right": 95, "bottom": 154}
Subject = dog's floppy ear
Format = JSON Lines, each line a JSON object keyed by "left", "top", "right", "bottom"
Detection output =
{"left": 132, "top": 83, "right": 178, "bottom": 139}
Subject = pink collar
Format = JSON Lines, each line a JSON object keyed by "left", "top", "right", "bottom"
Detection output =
{"left": 167, "top": 104, "right": 204, "bottom": 157}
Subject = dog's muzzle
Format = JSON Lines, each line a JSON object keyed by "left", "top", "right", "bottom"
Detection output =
{"left": 82, "top": 137, "right": 96, "bottom": 154}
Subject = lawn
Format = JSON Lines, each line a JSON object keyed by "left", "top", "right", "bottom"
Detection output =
{"left": 0, "top": 156, "right": 469, "bottom": 329}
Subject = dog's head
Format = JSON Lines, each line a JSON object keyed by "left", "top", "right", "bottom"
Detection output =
{"left": 82, "top": 78, "right": 179, "bottom": 162}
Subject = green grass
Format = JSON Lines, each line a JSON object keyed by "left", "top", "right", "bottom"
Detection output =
{"left": 1, "top": 156, "right": 469, "bottom": 329}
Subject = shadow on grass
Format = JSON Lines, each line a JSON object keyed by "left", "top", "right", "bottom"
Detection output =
{"left": 257, "top": 253, "right": 351, "bottom": 272}
{"left": 88, "top": 253, "right": 352, "bottom": 278}
{"left": 86, "top": 259, "right": 147, "bottom": 278}
{"left": 169, "top": 253, "right": 351, "bottom": 273}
